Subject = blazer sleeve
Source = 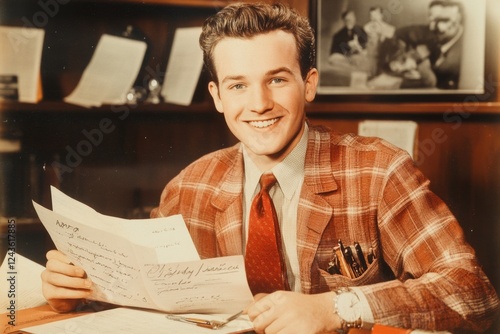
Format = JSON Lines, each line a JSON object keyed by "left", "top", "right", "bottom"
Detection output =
{"left": 357, "top": 152, "right": 499, "bottom": 332}
{"left": 150, "top": 172, "right": 183, "bottom": 219}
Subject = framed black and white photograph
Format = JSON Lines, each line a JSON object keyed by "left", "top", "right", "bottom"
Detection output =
{"left": 315, "top": 0, "right": 487, "bottom": 95}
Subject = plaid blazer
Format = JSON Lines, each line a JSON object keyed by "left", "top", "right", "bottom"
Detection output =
{"left": 151, "top": 125, "right": 498, "bottom": 332}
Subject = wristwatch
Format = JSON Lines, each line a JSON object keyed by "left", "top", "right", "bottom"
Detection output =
{"left": 333, "top": 287, "right": 364, "bottom": 333}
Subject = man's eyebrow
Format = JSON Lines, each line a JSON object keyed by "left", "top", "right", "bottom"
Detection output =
{"left": 220, "top": 67, "right": 295, "bottom": 85}
{"left": 266, "top": 67, "right": 294, "bottom": 77}
{"left": 220, "top": 75, "right": 245, "bottom": 85}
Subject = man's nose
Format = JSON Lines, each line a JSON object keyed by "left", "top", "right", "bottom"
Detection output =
{"left": 249, "top": 85, "right": 273, "bottom": 113}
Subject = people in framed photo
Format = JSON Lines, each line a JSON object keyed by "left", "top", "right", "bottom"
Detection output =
{"left": 316, "top": 0, "right": 486, "bottom": 95}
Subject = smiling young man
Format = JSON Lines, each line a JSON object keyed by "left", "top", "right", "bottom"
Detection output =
{"left": 207, "top": 28, "right": 314, "bottom": 172}
{"left": 41, "top": 3, "right": 498, "bottom": 333}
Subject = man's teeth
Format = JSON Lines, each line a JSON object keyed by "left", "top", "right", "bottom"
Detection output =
{"left": 249, "top": 118, "right": 279, "bottom": 128}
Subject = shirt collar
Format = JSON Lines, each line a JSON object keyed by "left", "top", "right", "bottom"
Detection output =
{"left": 243, "top": 124, "right": 308, "bottom": 200}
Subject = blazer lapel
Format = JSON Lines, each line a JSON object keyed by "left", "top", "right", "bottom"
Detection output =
{"left": 297, "top": 127, "right": 338, "bottom": 293}
{"left": 211, "top": 145, "right": 246, "bottom": 256}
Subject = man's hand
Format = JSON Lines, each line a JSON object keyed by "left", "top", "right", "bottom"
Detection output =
{"left": 246, "top": 291, "right": 340, "bottom": 334}
{"left": 41, "top": 250, "right": 92, "bottom": 313}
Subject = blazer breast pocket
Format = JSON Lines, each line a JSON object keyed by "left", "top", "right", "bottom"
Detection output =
{"left": 319, "top": 256, "right": 387, "bottom": 288}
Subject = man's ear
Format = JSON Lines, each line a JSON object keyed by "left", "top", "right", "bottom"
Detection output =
{"left": 208, "top": 81, "right": 224, "bottom": 113}
{"left": 304, "top": 68, "right": 319, "bottom": 103}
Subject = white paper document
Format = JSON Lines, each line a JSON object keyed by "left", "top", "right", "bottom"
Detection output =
{"left": 32, "top": 187, "right": 253, "bottom": 314}
{"left": 0, "top": 253, "right": 47, "bottom": 310}
{"left": 64, "top": 34, "right": 147, "bottom": 108}
{"left": 161, "top": 27, "right": 204, "bottom": 106}
{"left": 358, "top": 120, "right": 418, "bottom": 159}
{"left": 0, "top": 26, "right": 44, "bottom": 103}
{"left": 23, "top": 307, "right": 253, "bottom": 334}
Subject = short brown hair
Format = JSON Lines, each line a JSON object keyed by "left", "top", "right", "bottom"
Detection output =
{"left": 199, "top": 2, "right": 315, "bottom": 83}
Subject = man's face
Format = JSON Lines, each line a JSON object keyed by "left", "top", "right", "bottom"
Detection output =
{"left": 344, "top": 12, "right": 357, "bottom": 30}
{"left": 429, "top": 5, "right": 462, "bottom": 43}
{"left": 208, "top": 30, "right": 318, "bottom": 169}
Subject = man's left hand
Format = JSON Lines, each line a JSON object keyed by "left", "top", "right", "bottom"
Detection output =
{"left": 246, "top": 291, "right": 340, "bottom": 334}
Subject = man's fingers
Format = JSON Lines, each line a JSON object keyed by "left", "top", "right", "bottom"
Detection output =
{"left": 46, "top": 257, "right": 86, "bottom": 278}
{"left": 41, "top": 269, "right": 92, "bottom": 291}
{"left": 246, "top": 293, "right": 274, "bottom": 320}
{"left": 42, "top": 283, "right": 91, "bottom": 301}
{"left": 46, "top": 249, "right": 86, "bottom": 277}
{"left": 46, "top": 249, "right": 71, "bottom": 263}
{"left": 253, "top": 293, "right": 268, "bottom": 302}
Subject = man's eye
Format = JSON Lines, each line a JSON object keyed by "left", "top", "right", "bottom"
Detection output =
{"left": 271, "top": 78, "right": 285, "bottom": 84}
{"left": 230, "top": 84, "right": 245, "bottom": 90}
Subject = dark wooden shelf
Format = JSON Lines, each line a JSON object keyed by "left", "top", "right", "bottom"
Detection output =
{"left": 72, "top": 0, "right": 308, "bottom": 14}
{"left": 2, "top": 100, "right": 499, "bottom": 116}
{"left": 306, "top": 101, "right": 500, "bottom": 115}
{"left": 0, "top": 100, "right": 218, "bottom": 114}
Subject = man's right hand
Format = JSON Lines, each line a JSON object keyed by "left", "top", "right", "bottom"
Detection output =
{"left": 41, "top": 250, "right": 92, "bottom": 313}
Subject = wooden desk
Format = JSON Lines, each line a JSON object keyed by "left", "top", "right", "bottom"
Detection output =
{"left": 1, "top": 304, "right": 92, "bottom": 333}
{"left": 354, "top": 325, "right": 411, "bottom": 334}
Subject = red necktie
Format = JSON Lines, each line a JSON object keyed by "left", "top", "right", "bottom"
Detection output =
{"left": 245, "top": 173, "right": 290, "bottom": 294}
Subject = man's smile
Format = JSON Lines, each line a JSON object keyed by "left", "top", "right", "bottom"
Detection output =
{"left": 247, "top": 117, "right": 281, "bottom": 129}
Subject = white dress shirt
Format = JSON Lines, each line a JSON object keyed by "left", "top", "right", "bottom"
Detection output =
{"left": 242, "top": 124, "right": 308, "bottom": 292}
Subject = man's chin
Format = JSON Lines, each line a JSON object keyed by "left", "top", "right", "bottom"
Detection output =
{"left": 244, "top": 143, "right": 285, "bottom": 158}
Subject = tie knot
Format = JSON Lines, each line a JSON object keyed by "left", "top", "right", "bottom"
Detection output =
{"left": 259, "top": 173, "right": 277, "bottom": 191}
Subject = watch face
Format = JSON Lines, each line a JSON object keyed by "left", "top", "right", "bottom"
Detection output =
{"left": 337, "top": 292, "right": 361, "bottom": 322}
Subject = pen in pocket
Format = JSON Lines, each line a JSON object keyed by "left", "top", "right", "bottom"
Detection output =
{"left": 328, "top": 240, "right": 373, "bottom": 278}
{"left": 327, "top": 251, "right": 341, "bottom": 275}
{"left": 344, "top": 246, "right": 363, "bottom": 278}
{"left": 335, "top": 242, "right": 355, "bottom": 278}
{"left": 354, "top": 242, "right": 368, "bottom": 271}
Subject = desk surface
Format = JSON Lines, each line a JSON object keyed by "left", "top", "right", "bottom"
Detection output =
{"left": 3, "top": 305, "right": 258, "bottom": 334}
{"left": 4, "top": 305, "right": 420, "bottom": 334}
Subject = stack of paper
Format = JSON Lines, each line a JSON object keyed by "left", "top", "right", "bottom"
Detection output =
{"left": 161, "top": 27, "right": 204, "bottom": 106}
{"left": 0, "top": 253, "right": 46, "bottom": 310}
{"left": 0, "top": 26, "right": 44, "bottom": 103}
{"left": 32, "top": 187, "right": 253, "bottom": 314}
{"left": 64, "top": 34, "right": 147, "bottom": 108}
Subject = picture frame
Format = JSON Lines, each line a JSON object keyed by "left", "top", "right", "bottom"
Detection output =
{"left": 313, "top": 0, "right": 490, "bottom": 100}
